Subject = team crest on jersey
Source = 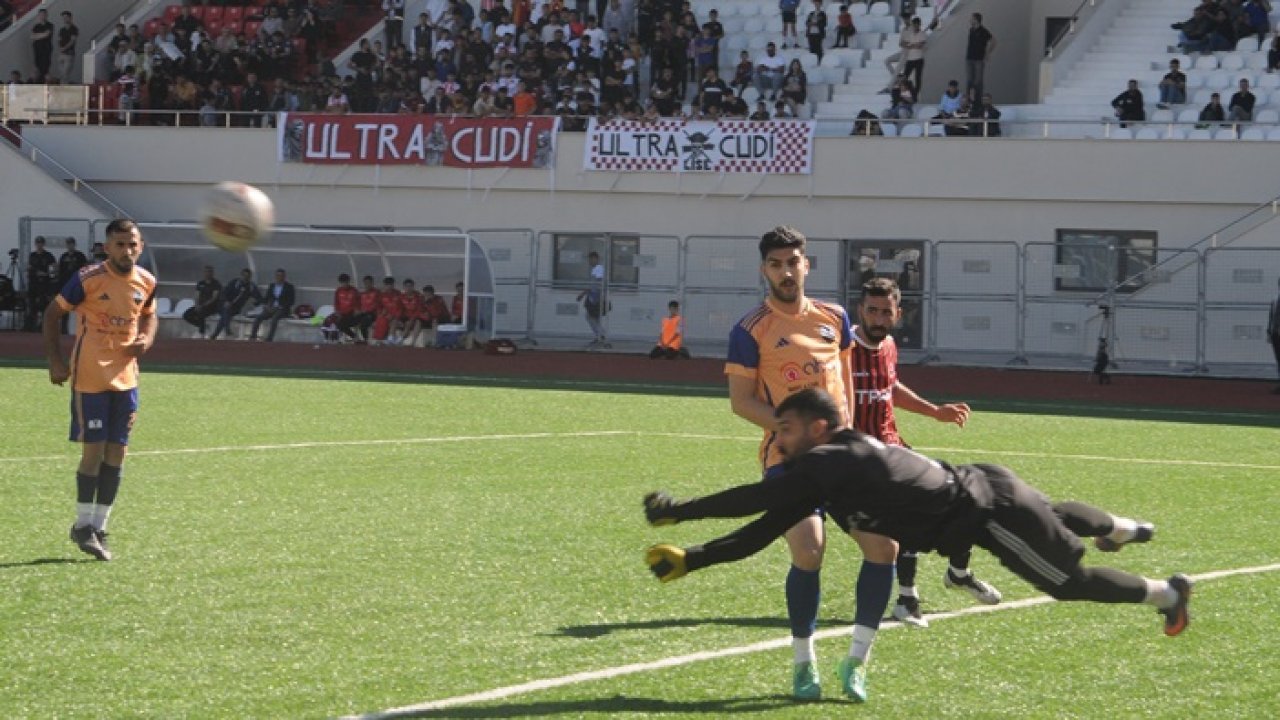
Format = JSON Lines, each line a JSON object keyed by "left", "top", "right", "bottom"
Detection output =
{"left": 818, "top": 325, "right": 836, "bottom": 342}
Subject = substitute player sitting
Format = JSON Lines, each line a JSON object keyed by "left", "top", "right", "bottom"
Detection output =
{"left": 393, "top": 278, "right": 424, "bottom": 346}
{"left": 643, "top": 388, "right": 1190, "bottom": 703}
{"left": 42, "top": 219, "right": 157, "bottom": 561}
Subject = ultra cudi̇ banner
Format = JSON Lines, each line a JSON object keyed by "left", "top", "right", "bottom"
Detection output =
{"left": 583, "top": 118, "right": 816, "bottom": 174}
{"left": 278, "top": 113, "right": 559, "bottom": 168}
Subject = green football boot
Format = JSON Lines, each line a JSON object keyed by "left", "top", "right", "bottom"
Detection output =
{"left": 836, "top": 656, "right": 868, "bottom": 703}
{"left": 792, "top": 660, "right": 821, "bottom": 700}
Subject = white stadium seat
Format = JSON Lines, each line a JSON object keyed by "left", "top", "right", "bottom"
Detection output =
{"left": 1150, "top": 108, "right": 1174, "bottom": 123}
{"left": 1240, "top": 127, "right": 1267, "bottom": 140}
{"left": 743, "top": 17, "right": 765, "bottom": 34}
{"left": 1266, "top": 127, "right": 1280, "bottom": 140}
{"left": 154, "top": 297, "right": 173, "bottom": 316}
{"left": 1254, "top": 109, "right": 1279, "bottom": 124}
{"left": 1220, "top": 54, "right": 1245, "bottom": 72}
{"left": 1109, "top": 127, "right": 1133, "bottom": 139}
{"left": 1187, "top": 128, "right": 1213, "bottom": 139}
{"left": 1135, "top": 127, "right": 1161, "bottom": 140}
{"left": 899, "top": 123, "right": 924, "bottom": 137}
{"left": 1176, "top": 108, "right": 1200, "bottom": 123}
{"left": 1192, "top": 54, "right": 1219, "bottom": 70}
{"left": 1214, "top": 127, "right": 1239, "bottom": 140}
{"left": 869, "top": 2, "right": 891, "bottom": 16}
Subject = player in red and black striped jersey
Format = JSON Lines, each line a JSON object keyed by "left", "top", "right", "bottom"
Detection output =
{"left": 850, "top": 278, "right": 999, "bottom": 628}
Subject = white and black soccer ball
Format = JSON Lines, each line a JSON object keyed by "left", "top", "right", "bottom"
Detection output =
{"left": 198, "top": 181, "right": 275, "bottom": 253}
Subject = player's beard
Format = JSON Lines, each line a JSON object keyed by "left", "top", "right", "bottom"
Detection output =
{"left": 861, "top": 323, "right": 890, "bottom": 343}
{"left": 110, "top": 257, "right": 135, "bottom": 274}
{"left": 768, "top": 277, "right": 800, "bottom": 304}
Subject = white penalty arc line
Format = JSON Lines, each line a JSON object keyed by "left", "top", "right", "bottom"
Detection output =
{"left": 0, "top": 430, "right": 635, "bottom": 464}
{"left": 345, "top": 562, "right": 1280, "bottom": 720}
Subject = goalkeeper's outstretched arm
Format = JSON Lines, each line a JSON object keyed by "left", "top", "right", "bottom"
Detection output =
{"left": 646, "top": 506, "right": 811, "bottom": 582}
{"left": 644, "top": 473, "right": 811, "bottom": 526}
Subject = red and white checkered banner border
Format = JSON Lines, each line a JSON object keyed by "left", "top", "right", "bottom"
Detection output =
{"left": 583, "top": 118, "right": 815, "bottom": 174}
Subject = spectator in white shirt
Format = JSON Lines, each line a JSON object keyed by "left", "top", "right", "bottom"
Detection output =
{"left": 754, "top": 42, "right": 786, "bottom": 100}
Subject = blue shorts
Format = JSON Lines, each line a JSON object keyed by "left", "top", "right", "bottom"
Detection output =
{"left": 70, "top": 388, "right": 139, "bottom": 445}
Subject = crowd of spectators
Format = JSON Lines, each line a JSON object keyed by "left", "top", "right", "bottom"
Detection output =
{"left": 1174, "top": 0, "right": 1271, "bottom": 54}
{"left": 4, "top": 0, "right": 902, "bottom": 125}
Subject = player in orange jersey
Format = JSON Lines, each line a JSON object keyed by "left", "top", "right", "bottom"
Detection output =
{"left": 42, "top": 219, "right": 157, "bottom": 562}
{"left": 649, "top": 300, "right": 690, "bottom": 359}
{"left": 723, "top": 226, "right": 897, "bottom": 700}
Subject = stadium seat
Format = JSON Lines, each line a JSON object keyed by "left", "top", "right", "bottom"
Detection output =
{"left": 850, "top": 3, "right": 868, "bottom": 16}
{"left": 144, "top": 18, "right": 162, "bottom": 39}
{"left": 164, "top": 5, "right": 182, "bottom": 24}
{"left": 1187, "top": 128, "right": 1213, "bottom": 139}
{"left": 737, "top": 3, "right": 759, "bottom": 18}
{"left": 1109, "top": 127, "right": 1133, "bottom": 139}
{"left": 154, "top": 298, "right": 173, "bottom": 316}
{"left": 1257, "top": 74, "right": 1280, "bottom": 90}
{"left": 1266, "top": 126, "right": 1280, "bottom": 140}
{"left": 244, "top": 20, "right": 263, "bottom": 38}
{"left": 868, "top": 16, "right": 897, "bottom": 34}
{"left": 226, "top": 6, "right": 244, "bottom": 24}
{"left": 222, "top": 19, "right": 243, "bottom": 36}
{"left": 1192, "top": 88, "right": 1215, "bottom": 105}
{"left": 1182, "top": 73, "right": 1205, "bottom": 89}
{"left": 749, "top": 35, "right": 769, "bottom": 50}
{"left": 1176, "top": 108, "right": 1200, "bottom": 123}
{"left": 1220, "top": 54, "right": 1245, "bottom": 72}
{"left": 1165, "top": 127, "right": 1188, "bottom": 140}
{"left": 899, "top": 123, "right": 923, "bottom": 137}
{"left": 205, "top": 19, "right": 223, "bottom": 37}
{"left": 1251, "top": 89, "right": 1270, "bottom": 107}
{"left": 721, "top": 17, "right": 744, "bottom": 34}
{"left": 1192, "top": 54, "right": 1219, "bottom": 70}
{"left": 1135, "top": 127, "right": 1160, "bottom": 140}
{"left": 869, "top": 2, "right": 891, "bottom": 16}
{"left": 1214, "top": 127, "right": 1238, "bottom": 140}
{"left": 1254, "top": 109, "right": 1279, "bottom": 123}
{"left": 1240, "top": 126, "right": 1266, "bottom": 140}
{"left": 189, "top": 5, "right": 205, "bottom": 21}
{"left": 1246, "top": 52, "right": 1270, "bottom": 71}
{"left": 204, "top": 7, "right": 223, "bottom": 22}
{"left": 1150, "top": 108, "right": 1174, "bottom": 123}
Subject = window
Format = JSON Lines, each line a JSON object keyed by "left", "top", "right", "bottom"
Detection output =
{"left": 846, "top": 240, "right": 926, "bottom": 349}
{"left": 551, "top": 234, "right": 639, "bottom": 287}
{"left": 1054, "top": 230, "right": 1157, "bottom": 293}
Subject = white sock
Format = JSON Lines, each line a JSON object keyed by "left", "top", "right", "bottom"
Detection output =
{"left": 847, "top": 624, "right": 877, "bottom": 664}
{"left": 792, "top": 636, "right": 816, "bottom": 664}
{"left": 90, "top": 504, "right": 113, "bottom": 532}
{"left": 899, "top": 585, "right": 917, "bottom": 598}
{"left": 76, "top": 503, "right": 93, "bottom": 527}
{"left": 1107, "top": 515, "right": 1139, "bottom": 544}
{"left": 1143, "top": 578, "right": 1177, "bottom": 609}
{"left": 948, "top": 565, "right": 971, "bottom": 579}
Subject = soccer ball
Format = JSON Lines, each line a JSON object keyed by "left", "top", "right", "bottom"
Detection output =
{"left": 199, "top": 181, "right": 274, "bottom": 252}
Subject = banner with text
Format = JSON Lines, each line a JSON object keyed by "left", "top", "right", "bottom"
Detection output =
{"left": 277, "top": 114, "right": 559, "bottom": 168}
{"left": 583, "top": 118, "right": 816, "bottom": 174}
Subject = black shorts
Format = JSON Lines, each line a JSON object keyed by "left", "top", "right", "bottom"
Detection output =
{"left": 781, "top": 10, "right": 797, "bottom": 23}
{"left": 972, "top": 464, "right": 1084, "bottom": 594}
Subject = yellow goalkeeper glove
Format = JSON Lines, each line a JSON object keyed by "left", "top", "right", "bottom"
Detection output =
{"left": 645, "top": 543, "right": 688, "bottom": 583}
{"left": 643, "top": 491, "right": 682, "bottom": 526}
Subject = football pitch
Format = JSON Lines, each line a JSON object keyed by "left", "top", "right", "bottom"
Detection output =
{"left": 1, "top": 366, "right": 1278, "bottom": 719}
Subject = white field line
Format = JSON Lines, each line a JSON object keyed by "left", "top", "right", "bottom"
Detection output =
{"left": 4, "top": 430, "right": 1278, "bottom": 472}
{"left": 0, "top": 431, "right": 633, "bottom": 464}
{"left": 344, "top": 562, "right": 1280, "bottom": 720}
{"left": 640, "top": 432, "right": 1280, "bottom": 472}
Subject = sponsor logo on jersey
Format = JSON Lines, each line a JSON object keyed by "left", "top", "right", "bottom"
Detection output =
{"left": 781, "top": 359, "right": 829, "bottom": 383}
{"left": 818, "top": 324, "right": 836, "bottom": 342}
{"left": 854, "top": 388, "right": 893, "bottom": 403}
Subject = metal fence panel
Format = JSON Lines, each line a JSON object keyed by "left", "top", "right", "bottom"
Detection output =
{"left": 531, "top": 232, "right": 682, "bottom": 343}
{"left": 933, "top": 241, "right": 1018, "bottom": 296}
{"left": 682, "top": 290, "right": 763, "bottom": 349}
{"left": 1022, "top": 300, "right": 1096, "bottom": 358}
{"left": 932, "top": 300, "right": 1019, "bottom": 353}
{"left": 1204, "top": 248, "right": 1280, "bottom": 304}
{"left": 1107, "top": 306, "right": 1199, "bottom": 368}
{"left": 1203, "top": 307, "right": 1275, "bottom": 365}
{"left": 470, "top": 228, "right": 535, "bottom": 337}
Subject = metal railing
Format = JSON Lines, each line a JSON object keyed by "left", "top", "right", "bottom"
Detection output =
{"left": 0, "top": 125, "right": 130, "bottom": 218}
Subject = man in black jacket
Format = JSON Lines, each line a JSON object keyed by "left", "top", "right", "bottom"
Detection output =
{"left": 1111, "top": 79, "right": 1145, "bottom": 127}
{"left": 643, "top": 389, "right": 1193, "bottom": 702}
{"left": 209, "top": 268, "right": 261, "bottom": 340}
{"left": 250, "top": 268, "right": 294, "bottom": 342}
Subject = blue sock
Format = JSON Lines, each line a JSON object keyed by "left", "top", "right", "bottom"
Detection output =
{"left": 854, "top": 560, "right": 895, "bottom": 630}
{"left": 786, "top": 565, "right": 821, "bottom": 638}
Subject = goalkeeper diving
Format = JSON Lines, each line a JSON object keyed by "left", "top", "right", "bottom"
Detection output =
{"left": 642, "top": 388, "right": 1192, "bottom": 703}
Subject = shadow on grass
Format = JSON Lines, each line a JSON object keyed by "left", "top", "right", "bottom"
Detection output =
{"left": 548, "top": 615, "right": 849, "bottom": 639}
{"left": 0, "top": 557, "right": 89, "bottom": 570}
{"left": 372, "top": 694, "right": 801, "bottom": 718}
